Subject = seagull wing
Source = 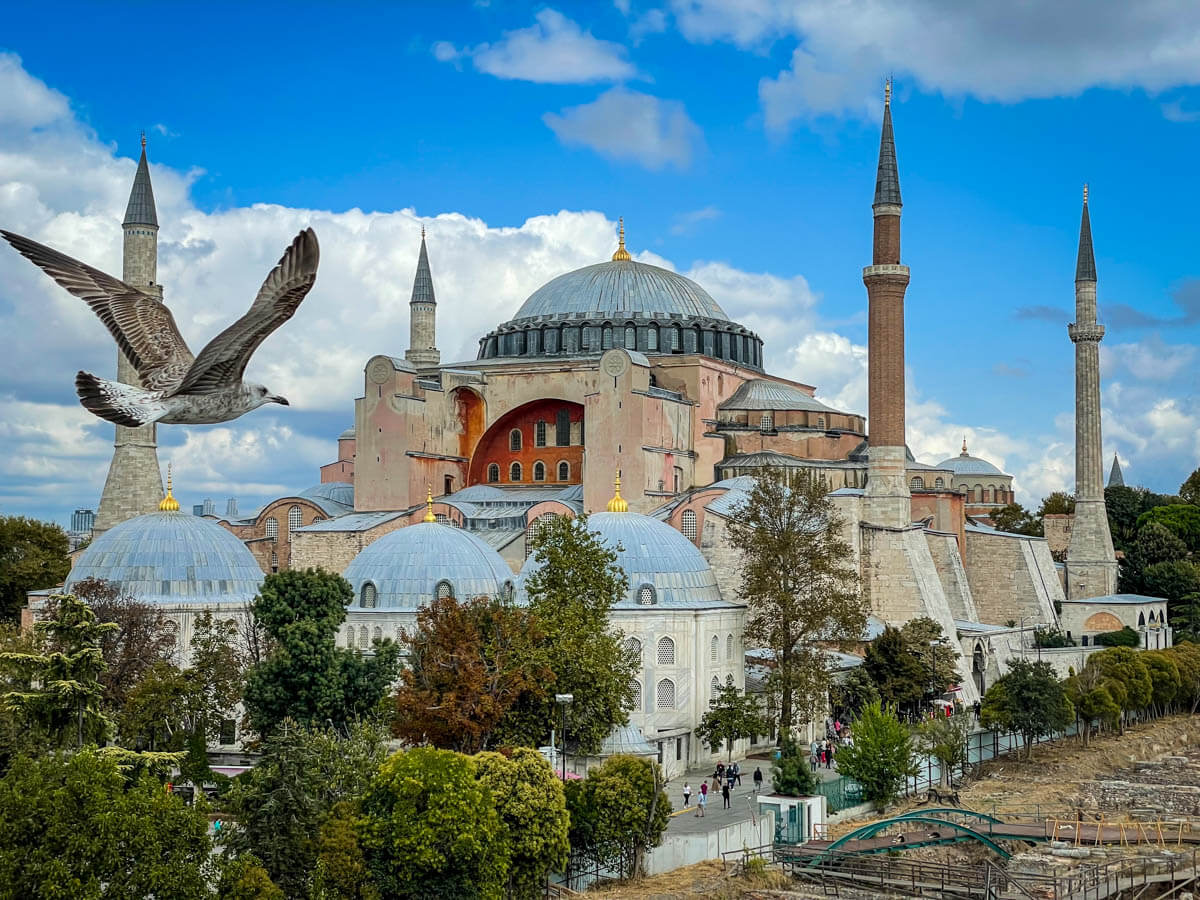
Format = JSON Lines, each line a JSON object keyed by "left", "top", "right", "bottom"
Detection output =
{"left": 1, "top": 230, "right": 194, "bottom": 392}
{"left": 176, "top": 228, "right": 319, "bottom": 394}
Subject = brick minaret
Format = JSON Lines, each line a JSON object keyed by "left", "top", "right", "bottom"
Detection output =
{"left": 863, "top": 81, "right": 912, "bottom": 528}
{"left": 1066, "top": 186, "right": 1118, "bottom": 599}
{"left": 93, "top": 136, "right": 164, "bottom": 537}
{"left": 405, "top": 227, "right": 440, "bottom": 368}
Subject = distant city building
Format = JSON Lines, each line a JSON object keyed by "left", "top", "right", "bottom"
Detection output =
{"left": 71, "top": 508, "right": 95, "bottom": 534}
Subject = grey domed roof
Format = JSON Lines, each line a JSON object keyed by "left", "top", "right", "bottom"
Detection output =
{"left": 936, "top": 449, "right": 1004, "bottom": 477}
{"left": 343, "top": 521, "right": 515, "bottom": 611}
{"left": 519, "top": 512, "right": 732, "bottom": 609}
{"left": 299, "top": 482, "right": 355, "bottom": 513}
{"left": 720, "top": 379, "right": 840, "bottom": 413}
{"left": 66, "top": 511, "right": 263, "bottom": 604}
{"left": 510, "top": 260, "right": 729, "bottom": 324}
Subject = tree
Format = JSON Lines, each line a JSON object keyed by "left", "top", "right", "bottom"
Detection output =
{"left": 1094, "top": 626, "right": 1140, "bottom": 648}
{"left": 242, "top": 569, "right": 402, "bottom": 737}
{"left": 1132, "top": 522, "right": 1189, "bottom": 567}
{"left": 216, "top": 854, "right": 286, "bottom": 900}
{"left": 900, "top": 618, "right": 960, "bottom": 700}
{"left": 726, "top": 469, "right": 866, "bottom": 733}
{"left": 695, "top": 681, "right": 767, "bottom": 762}
{"left": 864, "top": 626, "right": 925, "bottom": 711}
{"left": 225, "top": 720, "right": 388, "bottom": 896}
{"left": 1141, "top": 650, "right": 1181, "bottom": 715}
{"left": 475, "top": 748, "right": 570, "bottom": 899}
{"left": 1063, "top": 664, "right": 1122, "bottom": 748}
{"left": 1181, "top": 468, "right": 1200, "bottom": 506}
{"left": 1171, "top": 594, "right": 1200, "bottom": 641}
{"left": 582, "top": 754, "right": 670, "bottom": 880}
{"left": 833, "top": 701, "right": 917, "bottom": 807}
{"left": 1137, "top": 505, "right": 1200, "bottom": 552}
{"left": 0, "top": 591, "right": 116, "bottom": 749}
{"left": 916, "top": 712, "right": 972, "bottom": 788}
{"left": 989, "top": 503, "right": 1040, "bottom": 536}
{"left": 518, "top": 514, "right": 638, "bottom": 755}
{"left": 0, "top": 516, "right": 70, "bottom": 623}
{"left": 0, "top": 748, "right": 210, "bottom": 898}
{"left": 1142, "top": 560, "right": 1200, "bottom": 607}
{"left": 830, "top": 665, "right": 880, "bottom": 720}
{"left": 1106, "top": 485, "right": 1145, "bottom": 551}
{"left": 1086, "top": 647, "right": 1152, "bottom": 728}
{"left": 310, "top": 801, "right": 378, "bottom": 900}
{"left": 1169, "top": 642, "right": 1200, "bottom": 714}
{"left": 1037, "top": 492, "right": 1076, "bottom": 518}
{"left": 980, "top": 659, "right": 1073, "bottom": 758}
{"left": 771, "top": 736, "right": 816, "bottom": 796}
{"left": 359, "top": 747, "right": 508, "bottom": 900}
{"left": 394, "top": 594, "right": 550, "bottom": 753}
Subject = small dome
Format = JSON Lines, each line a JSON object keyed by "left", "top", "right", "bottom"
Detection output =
{"left": 66, "top": 511, "right": 263, "bottom": 604}
{"left": 936, "top": 450, "right": 1004, "bottom": 477}
{"left": 519, "top": 512, "right": 728, "bottom": 609}
{"left": 299, "top": 482, "right": 355, "bottom": 512}
{"left": 343, "top": 522, "right": 515, "bottom": 611}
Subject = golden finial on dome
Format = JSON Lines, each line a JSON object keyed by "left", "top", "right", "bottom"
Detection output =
{"left": 884, "top": 77, "right": 891, "bottom": 107}
{"left": 961, "top": 436, "right": 969, "bottom": 455}
{"left": 612, "top": 217, "right": 632, "bottom": 262}
{"left": 423, "top": 485, "right": 436, "bottom": 523}
{"left": 606, "top": 469, "right": 629, "bottom": 513}
{"left": 140, "top": 130, "right": 146, "bottom": 150}
{"left": 1083, "top": 183, "right": 1088, "bottom": 205}
{"left": 159, "top": 463, "right": 180, "bottom": 512}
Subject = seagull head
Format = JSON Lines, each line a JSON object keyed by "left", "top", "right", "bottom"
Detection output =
{"left": 250, "top": 384, "right": 289, "bottom": 409}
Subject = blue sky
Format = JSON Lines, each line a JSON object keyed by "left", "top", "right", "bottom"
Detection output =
{"left": 1, "top": 1, "right": 1199, "bottom": 525}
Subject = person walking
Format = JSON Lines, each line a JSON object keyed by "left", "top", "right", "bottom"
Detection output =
{"left": 810, "top": 740, "right": 820, "bottom": 771}
{"left": 696, "top": 781, "right": 708, "bottom": 817}
{"left": 721, "top": 780, "right": 731, "bottom": 809}
{"left": 727, "top": 769, "right": 736, "bottom": 795}
{"left": 825, "top": 740, "right": 834, "bottom": 770}
{"left": 753, "top": 767, "right": 763, "bottom": 793}
{"left": 682, "top": 782, "right": 691, "bottom": 807}
{"left": 731, "top": 761, "right": 741, "bottom": 786}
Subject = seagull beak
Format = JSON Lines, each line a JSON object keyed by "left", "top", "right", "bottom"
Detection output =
{"left": 271, "top": 395, "right": 289, "bottom": 406}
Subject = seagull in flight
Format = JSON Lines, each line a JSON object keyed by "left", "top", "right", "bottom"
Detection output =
{"left": 1, "top": 228, "right": 319, "bottom": 427}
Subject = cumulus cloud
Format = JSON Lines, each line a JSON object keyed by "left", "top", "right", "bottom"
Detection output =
{"left": 543, "top": 87, "right": 703, "bottom": 169}
{"left": 434, "top": 9, "right": 637, "bottom": 84}
{"left": 665, "top": 0, "right": 1200, "bottom": 125}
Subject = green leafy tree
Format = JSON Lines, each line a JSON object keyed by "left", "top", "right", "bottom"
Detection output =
{"left": 830, "top": 665, "right": 880, "bottom": 719}
{"left": 916, "top": 712, "right": 972, "bottom": 788}
{"left": 1063, "top": 664, "right": 1122, "bottom": 748}
{"left": 900, "top": 618, "right": 960, "bottom": 700}
{"left": 771, "top": 736, "right": 816, "bottom": 796}
{"left": 1034, "top": 627, "right": 1075, "bottom": 648}
{"left": 834, "top": 701, "right": 917, "bottom": 807}
{"left": 216, "top": 854, "right": 286, "bottom": 900}
{"left": 726, "top": 469, "right": 866, "bottom": 733}
{"left": 980, "top": 659, "right": 1073, "bottom": 758}
{"left": 1181, "top": 468, "right": 1200, "bottom": 506}
{"left": 1106, "top": 485, "right": 1145, "bottom": 551}
{"left": 476, "top": 748, "right": 570, "bottom": 899}
{"left": 518, "top": 514, "right": 638, "bottom": 755}
{"left": 1037, "top": 491, "right": 1076, "bottom": 518}
{"left": 1094, "top": 626, "right": 1141, "bottom": 647}
{"left": 695, "top": 681, "right": 767, "bottom": 762}
{"left": 0, "top": 591, "right": 116, "bottom": 749}
{"left": 310, "top": 802, "right": 378, "bottom": 900}
{"left": 1132, "top": 522, "right": 1189, "bottom": 567}
{"left": 1141, "top": 650, "right": 1181, "bottom": 715}
{"left": 1169, "top": 642, "right": 1200, "bottom": 714}
{"left": 1085, "top": 647, "right": 1152, "bottom": 728}
{"left": 0, "top": 748, "right": 210, "bottom": 899}
{"left": 864, "top": 626, "right": 925, "bottom": 711}
{"left": 225, "top": 720, "right": 388, "bottom": 896}
{"left": 359, "top": 746, "right": 508, "bottom": 900}
{"left": 582, "top": 754, "right": 670, "bottom": 880}
{"left": 990, "top": 503, "right": 1040, "bottom": 536}
{"left": 1142, "top": 560, "right": 1200, "bottom": 607}
{"left": 1171, "top": 594, "right": 1200, "bottom": 641}
{"left": 242, "top": 569, "right": 402, "bottom": 737}
{"left": 1137, "top": 504, "right": 1200, "bottom": 551}
{"left": 0, "top": 516, "right": 70, "bottom": 623}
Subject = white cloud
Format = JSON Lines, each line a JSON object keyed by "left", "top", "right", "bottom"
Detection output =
{"left": 1103, "top": 335, "right": 1197, "bottom": 381}
{"left": 544, "top": 88, "right": 703, "bottom": 169}
{"left": 435, "top": 9, "right": 637, "bottom": 84}
{"left": 669, "top": 205, "right": 721, "bottom": 235}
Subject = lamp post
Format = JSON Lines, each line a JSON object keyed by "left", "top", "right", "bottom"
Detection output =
{"left": 556, "top": 693, "right": 574, "bottom": 780}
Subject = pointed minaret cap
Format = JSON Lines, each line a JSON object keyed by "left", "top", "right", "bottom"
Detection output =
{"left": 612, "top": 217, "right": 632, "bottom": 261}
{"left": 1075, "top": 183, "right": 1097, "bottom": 282}
{"left": 423, "top": 486, "right": 437, "bottom": 523}
{"left": 159, "top": 463, "right": 180, "bottom": 512}
{"left": 1108, "top": 452, "right": 1125, "bottom": 488}
{"left": 873, "top": 79, "right": 902, "bottom": 208}
{"left": 411, "top": 227, "right": 436, "bottom": 305}
{"left": 606, "top": 469, "right": 629, "bottom": 512}
{"left": 124, "top": 133, "right": 159, "bottom": 228}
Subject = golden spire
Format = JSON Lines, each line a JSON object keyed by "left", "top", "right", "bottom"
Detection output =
{"left": 1083, "top": 183, "right": 1089, "bottom": 205}
{"left": 159, "top": 463, "right": 180, "bottom": 512}
{"left": 961, "top": 436, "right": 969, "bottom": 455}
{"left": 612, "top": 217, "right": 631, "bottom": 262}
{"left": 140, "top": 130, "right": 146, "bottom": 150}
{"left": 423, "top": 486, "right": 436, "bottom": 522}
{"left": 606, "top": 469, "right": 629, "bottom": 513}
{"left": 884, "top": 77, "right": 891, "bottom": 107}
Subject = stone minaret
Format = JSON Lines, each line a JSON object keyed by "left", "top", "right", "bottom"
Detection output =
{"left": 1108, "top": 453, "right": 1125, "bottom": 488}
{"left": 404, "top": 227, "right": 440, "bottom": 368}
{"left": 93, "top": 136, "right": 165, "bottom": 537}
{"left": 863, "top": 81, "right": 912, "bottom": 528}
{"left": 1066, "top": 186, "right": 1118, "bottom": 600}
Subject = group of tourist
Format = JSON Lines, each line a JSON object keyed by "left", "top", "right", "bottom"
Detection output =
{"left": 813, "top": 718, "right": 854, "bottom": 771}
{"left": 681, "top": 760, "right": 766, "bottom": 817}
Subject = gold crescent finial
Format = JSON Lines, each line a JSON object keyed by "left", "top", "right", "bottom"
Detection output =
{"left": 612, "top": 217, "right": 631, "bottom": 261}
{"left": 423, "top": 485, "right": 436, "bottom": 523}
{"left": 606, "top": 469, "right": 629, "bottom": 512}
{"left": 159, "top": 463, "right": 180, "bottom": 512}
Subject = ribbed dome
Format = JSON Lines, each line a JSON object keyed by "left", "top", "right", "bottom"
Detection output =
{"left": 936, "top": 452, "right": 1004, "bottom": 477}
{"left": 509, "top": 260, "right": 729, "bottom": 323}
{"left": 343, "top": 522, "right": 515, "bottom": 611}
{"left": 66, "top": 511, "right": 263, "bottom": 604}
{"left": 519, "top": 512, "right": 729, "bottom": 609}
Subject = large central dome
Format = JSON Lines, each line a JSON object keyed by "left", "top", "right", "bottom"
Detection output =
{"left": 510, "top": 260, "right": 730, "bottom": 323}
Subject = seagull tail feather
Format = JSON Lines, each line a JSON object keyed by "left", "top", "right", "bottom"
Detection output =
{"left": 75, "top": 371, "right": 158, "bottom": 428}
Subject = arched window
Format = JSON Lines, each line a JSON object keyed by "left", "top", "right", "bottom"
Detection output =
{"left": 817, "top": 416, "right": 825, "bottom": 429}
{"left": 910, "top": 476, "right": 925, "bottom": 490}
{"left": 535, "top": 420, "right": 547, "bottom": 447}
{"left": 681, "top": 509, "right": 698, "bottom": 543}
{"left": 648, "top": 324, "right": 659, "bottom": 351}
{"left": 487, "top": 463, "right": 500, "bottom": 483}
{"left": 726, "top": 633, "right": 734, "bottom": 661}
{"left": 435, "top": 580, "right": 453, "bottom": 600}
{"left": 358, "top": 625, "right": 368, "bottom": 649}
{"left": 710, "top": 635, "right": 719, "bottom": 663}
{"left": 710, "top": 676, "right": 720, "bottom": 703}
{"left": 558, "top": 461, "right": 570, "bottom": 481}
{"left": 509, "top": 429, "right": 522, "bottom": 451}
{"left": 657, "top": 679, "right": 676, "bottom": 710}
{"left": 671, "top": 324, "right": 682, "bottom": 351}
{"left": 346, "top": 627, "right": 356, "bottom": 649}
{"left": 312, "top": 515, "right": 324, "bottom": 524}
{"left": 288, "top": 505, "right": 302, "bottom": 531}
{"left": 624, "top": 637, "right": 642, "bottom": 662}
{"left": 1139, "top": 611, "right": 1146, "bottom": 627}
{"left": 510, "top": 462, "right": 522, "bottom": 482}
{"left": 372, "top": 626, "right": 382, "bottom": 643}
{"left": 630, "top": 680, "right": 642, "bottom": 712}
{"left": 270, "top": 552, "right": 278, "bottom": 572}
{"left": 657, "top": 636, "right": 675, "bottom": 665}
{"left": 602, "top": 325, "right": 613, "bottom": 349}
{"left": 625, "top": 325, "right": 636, "bottom": 348}
{"left": 265, "top": 517, "right": 278, "bottom": 541}
{"left": 760, "top": 413, "right": 773, "bottom": 433}
{"left": 934, "top": 477, "right": 944, "bottom": 489}
{"left": 638, "top": 584, "right": 656, "bottom": 605}
{"left": 361, "top": 582, "right": 377, "bottom": 608}
{"left": 533, "top": 461, "right": 546, "bottom": 481}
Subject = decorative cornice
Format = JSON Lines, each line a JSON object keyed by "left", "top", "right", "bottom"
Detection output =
{"left": 1068, "top": 322, "right": 1105, "bottom": 343}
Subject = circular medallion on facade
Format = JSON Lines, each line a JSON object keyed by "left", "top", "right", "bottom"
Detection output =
{"left": 601, "top": 349, "right": 630, "bottom": 378}
{"left": 367, "top": 357, "right": 393, "bottom": 384}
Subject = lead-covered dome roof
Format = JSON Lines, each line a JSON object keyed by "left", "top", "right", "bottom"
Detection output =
{"left": 66, "top": 511, "right": 264, "bottom": 604}
{"left": 936, "top": 442, "right": 1006, "bottom": 477}
{"left": 343, "top": 521, "right": 515, "bottom": 611}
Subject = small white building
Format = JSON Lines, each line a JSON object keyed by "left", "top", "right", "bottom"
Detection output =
{"left": 1059, "top": 593, "right": 1172, "bottom": 649}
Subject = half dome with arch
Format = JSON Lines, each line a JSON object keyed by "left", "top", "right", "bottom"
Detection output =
{"left": 342, "top": 520, "right": 516, "bottom": 611}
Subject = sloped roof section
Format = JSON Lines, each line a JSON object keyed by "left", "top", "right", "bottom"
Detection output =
{"left": 123, "top": 144, "right": 158, "bottom": 227}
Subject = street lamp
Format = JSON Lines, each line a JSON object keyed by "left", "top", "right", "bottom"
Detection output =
{"left": 556, "top": 693, "right": 574, "bottom": 780}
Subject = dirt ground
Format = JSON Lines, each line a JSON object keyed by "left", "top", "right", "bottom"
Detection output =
{"left": 586, "top": 715, "right": 1199, "bottom": 898}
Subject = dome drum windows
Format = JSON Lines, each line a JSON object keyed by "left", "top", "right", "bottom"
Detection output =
{"left": 361, "top": 582, "right": 378, "bottom": 608}
{"left": 657, "top": 636, "right": 675, "bottom": 666}
{"left": 760, "top": 413, "right": 774, "bottom": 433}
{"left": 435, "top": 580, "right": 454, "bottom": 600}
{"left": 910, "top": 476, "right": 925, "bottom": 490}
{"left": 637, "top": 584, "right": 656, "bottom": 606}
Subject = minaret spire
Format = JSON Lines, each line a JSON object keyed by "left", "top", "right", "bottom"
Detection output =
{"left": 1075, "top": 184, "right": 1096, "bottom": 282}
{"left": 1108, "top": 453, "right": 1125, "bottom": 488}
{"left": 405, "top": 226, "right": 440, "bottom": 368}
{"left": 874, "top": 79, "right": 901, "bottom": 210}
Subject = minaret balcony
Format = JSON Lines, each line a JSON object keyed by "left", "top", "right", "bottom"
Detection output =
{"left": 1068, "top": 323, "right": 1105, "bottom": 343}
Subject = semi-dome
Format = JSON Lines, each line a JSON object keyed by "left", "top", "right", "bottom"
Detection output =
{"left": 343, "top": 521, "right": 515, "bottom": 611}
{"left": 936, "top": 441, "right": 1004, "bottom": 477}
{"left": 66, "top": 511, "right": 264, "bottom": 604}
{"left": 299, "top": 482, "right": 355, "bottom": 513}
{"left": 519, "top": 511, "right": 730, "bottom": 609}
